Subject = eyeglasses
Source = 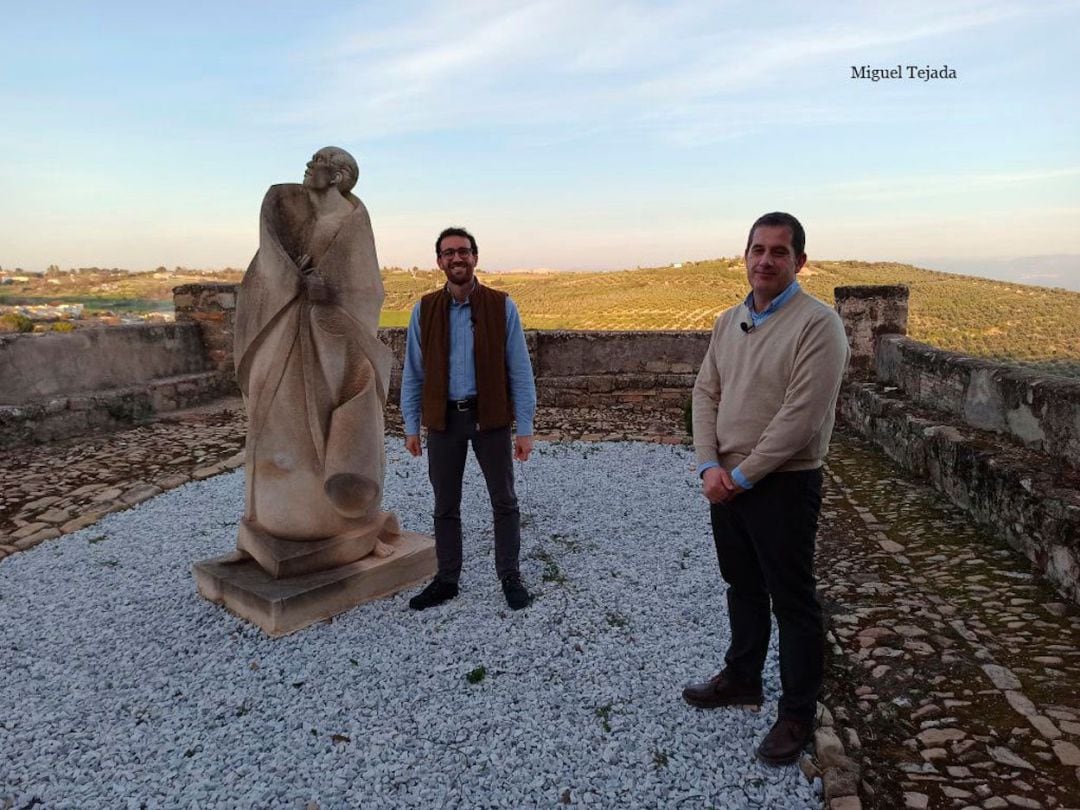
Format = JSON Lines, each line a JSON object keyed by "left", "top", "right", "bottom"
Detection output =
{"left": 438, "top": 247, "right": 476, "bottom": 259}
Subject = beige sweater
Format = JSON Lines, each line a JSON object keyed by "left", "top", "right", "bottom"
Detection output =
{"left": 692, "top": 290, "right": 849, "bottom": 484}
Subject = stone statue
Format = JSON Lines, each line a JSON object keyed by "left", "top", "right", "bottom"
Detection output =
{"left": 232, "top": 146, "right": 399, "bottom": 577}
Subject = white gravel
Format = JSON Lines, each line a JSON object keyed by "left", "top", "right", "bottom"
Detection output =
{"left": 1, "top": 440, "right": 823, "bottom": 809}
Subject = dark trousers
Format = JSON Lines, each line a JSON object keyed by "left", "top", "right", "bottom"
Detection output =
{"left": 710, "top": 468, "right": 824, "bottom": 722}
{"left": 427, "top": 407, "right": 521, "bottom": 584}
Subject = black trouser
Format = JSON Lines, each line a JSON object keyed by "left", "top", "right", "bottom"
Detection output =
{"left": 709, "top": 468, "right": 824, "bottom": 722}
{"left": 427, "top": 407, "right": 520, "bottom": 584}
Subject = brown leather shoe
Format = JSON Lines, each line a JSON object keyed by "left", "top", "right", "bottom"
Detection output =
{"left": 682, "top": 670, "right": 763, "bottom": 709}
{"left": 755, "top": 716, "right": 813, "bottom": 766}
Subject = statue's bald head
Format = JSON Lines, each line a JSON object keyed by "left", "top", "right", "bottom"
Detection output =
{"left": 315, "top": 146, "right": 359, "bottom": 195}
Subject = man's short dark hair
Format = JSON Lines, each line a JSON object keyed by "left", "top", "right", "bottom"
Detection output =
{"left": 745, "top": 212, "right": 805, "bottom": 257}
{"left": 436, "top": 227, "right": 478, "bottom": 256}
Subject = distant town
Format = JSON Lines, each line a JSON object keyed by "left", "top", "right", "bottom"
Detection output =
{"left": 0, "top": 266, "right": 244, "bottom": 331}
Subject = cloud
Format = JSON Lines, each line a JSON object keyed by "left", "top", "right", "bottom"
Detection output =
{"left": 278, "top": 0, "right": 1037, "bottom": 143}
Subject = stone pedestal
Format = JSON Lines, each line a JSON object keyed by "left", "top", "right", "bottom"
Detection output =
{"left": 834, "top": 284, "right": 909, "bottom": 379}
{"left": 236, "top": 513, "right": 399, "bottom": 579}
{"left": 193, "top": 531, "right": 435, "bottom": 637}
{"left": 173, "top": 282, "right": 239, "bottom": 375}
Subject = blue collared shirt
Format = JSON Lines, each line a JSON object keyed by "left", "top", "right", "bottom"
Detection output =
{"left": 745, "top": 279, "right": 801, "bottom": 329}
{"left": 698, "top": 280, "right": 801, "bottom": 490}
{"left": 401, "top": 285, "right": 536, "bottom": 436}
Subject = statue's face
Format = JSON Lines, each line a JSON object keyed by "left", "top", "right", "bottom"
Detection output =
{"left": 303, "top": 149, "right": 339, "bottom": 190}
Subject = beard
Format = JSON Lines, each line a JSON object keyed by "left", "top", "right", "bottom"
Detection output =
{"left": 446, "top": 263, "right": 474, "bottom": 285}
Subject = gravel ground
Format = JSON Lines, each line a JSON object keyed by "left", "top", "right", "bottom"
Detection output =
{"left": 1, "top": 440, "right": 822, "bottom": 810}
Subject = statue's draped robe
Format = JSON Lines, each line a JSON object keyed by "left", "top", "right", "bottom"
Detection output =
{"left": 235, "top": 184, "right": 395, "bottom": 563}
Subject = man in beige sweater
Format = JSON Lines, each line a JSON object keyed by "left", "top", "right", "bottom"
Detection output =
{"left": 684, "top": 212, "right": 849, "bottom": 766}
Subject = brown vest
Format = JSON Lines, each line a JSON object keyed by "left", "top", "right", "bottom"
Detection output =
{"left": 419, "top": 282, "right": 513, "bottom": 431}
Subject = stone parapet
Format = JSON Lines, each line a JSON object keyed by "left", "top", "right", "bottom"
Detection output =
{"left": 1, "top": 323, "right": 210, "bottom": 406}
{"left": 0, "top": 310, "right": 713, "bottom": 447}
{"left": 377, "top": 327, "right": 707, "bottom": 417}
{"left": 834, "top": 285, "right": 909, "bottom": 378}
{"left": 379, "top": 327, "right": 407, "bottom": 401}
{"left": 173, "top": 282, "right": 238, "bottom": 374}
{"left": 0, "top": 370, "right": 235, "bottom": 449}
{"left": 0, "top": 319, "right": 238, "bottom": 448}
{"left": 876, "top": 336, "right": 1080, "bottom": 469}
{"left": 535, "top": 373, "right": 696, "bottom": 409}
{"left": 840, "top": 380, "right": 1080, "bottom": 604}
{"left": 532, "top": 330, "right": 709, "bottom": 376}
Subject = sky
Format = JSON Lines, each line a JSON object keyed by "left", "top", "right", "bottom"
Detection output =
{"left": 1, "top": 0, "right": 1078, "bottom": 288}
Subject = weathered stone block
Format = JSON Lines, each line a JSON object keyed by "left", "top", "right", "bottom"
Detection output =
{"left": 556, "top": 391, "right": 586, "bottom": 408}
{"left": 14, "top": 527, "right": 61, "bottom": 550}
{"left": 835, "top": 284, "right": 909, "bottom": 378}
{"left": 963, "top": 367, "right": 1007, "bottom": 431}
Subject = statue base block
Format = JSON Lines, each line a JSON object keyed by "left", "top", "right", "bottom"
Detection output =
{"left": 193, "top": 531, "right": 436, "bottom": 637}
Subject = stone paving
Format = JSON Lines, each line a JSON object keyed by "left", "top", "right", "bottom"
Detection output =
{"left": 0, "top": 400, "right": 247, "bottom": 558}
{"left": 817, "top": 429, "right": 1080, "bottom": 810}
{"left": 1, "top": 402, "right": 1077, "bottom": 810}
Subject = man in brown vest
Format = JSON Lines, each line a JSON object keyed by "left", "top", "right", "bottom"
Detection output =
{"left": 401, "top": 227, "right": 537, "bottom": 610}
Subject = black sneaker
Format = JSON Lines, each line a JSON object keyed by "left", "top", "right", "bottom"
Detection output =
{"left": 408, "top": 578, "right": 459, "bottom": 610}
{"left": 501, "top": 573, "right": 531, "bottom": 610}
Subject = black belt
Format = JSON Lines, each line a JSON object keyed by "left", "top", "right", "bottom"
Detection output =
{"left": 448, "top": 398, "right": 477, "bottom": 411}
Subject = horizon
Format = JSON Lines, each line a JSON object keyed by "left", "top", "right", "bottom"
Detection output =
{"left": 6, "top": 253, "right": 1080, "bottom": 294}
{"left": 2, "top": 1, "right": 1078, "bottom": 289}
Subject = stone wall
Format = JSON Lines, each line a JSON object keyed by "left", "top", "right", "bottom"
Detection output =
{"left": 173, "top": 283, "right": 238, "bottom": 373}
{"left": 0, "top": 323, "right": 210, "bottom": 406}
{"left": 0, "top": 288, "right": 241, "bottom": 449}
{"left": 875, "top": 336, "right": 1080, "bottom": 469}
{"left": 2, "top": 280, "right": 708, "bottom": 449}
{"left": 834, "top": 284, "right": 909, "bottom": 378}
{"left": 378, "top": 327, "right": 708, "bottom": 413}
{"left": 0, "top": 371, "right": 235, "bottom": 448}
{"left": 532, "top": 330, "right": 707, "bottom": 410}
{"left": 380, "top": 327, "right": 407, "bottom": 401}
{"left": 835, "top": 285, "right": 1080, "bottom": 604}
{"left": 172, "top": 283, "right": 707, "bottom": 416}
{"left": 840, "top": 381, "right": 1080, "bottom": 604}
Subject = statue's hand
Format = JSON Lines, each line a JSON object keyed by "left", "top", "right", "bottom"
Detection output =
{"left": 297, "top": 253, "right": 314, "bottom": 273}
{"left": 303, "top": 271, "right": 333, "bottom": 304}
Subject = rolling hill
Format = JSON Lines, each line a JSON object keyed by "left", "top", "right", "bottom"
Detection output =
{"left": 383, "top": 259, "right": 1080, "bottom": 377}
{"left": 4, "top": 260, "right": 1078, "bottom": 377}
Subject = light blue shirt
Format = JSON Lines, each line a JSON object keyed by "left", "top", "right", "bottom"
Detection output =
{"left": 401, "top": 285, "right": 536, "bottom": 437}
{"left": 698, "top": 280, "right": 802, "bottom": 490}
{"left": 745, "top": 279, "right": 801, "bottom": 330}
